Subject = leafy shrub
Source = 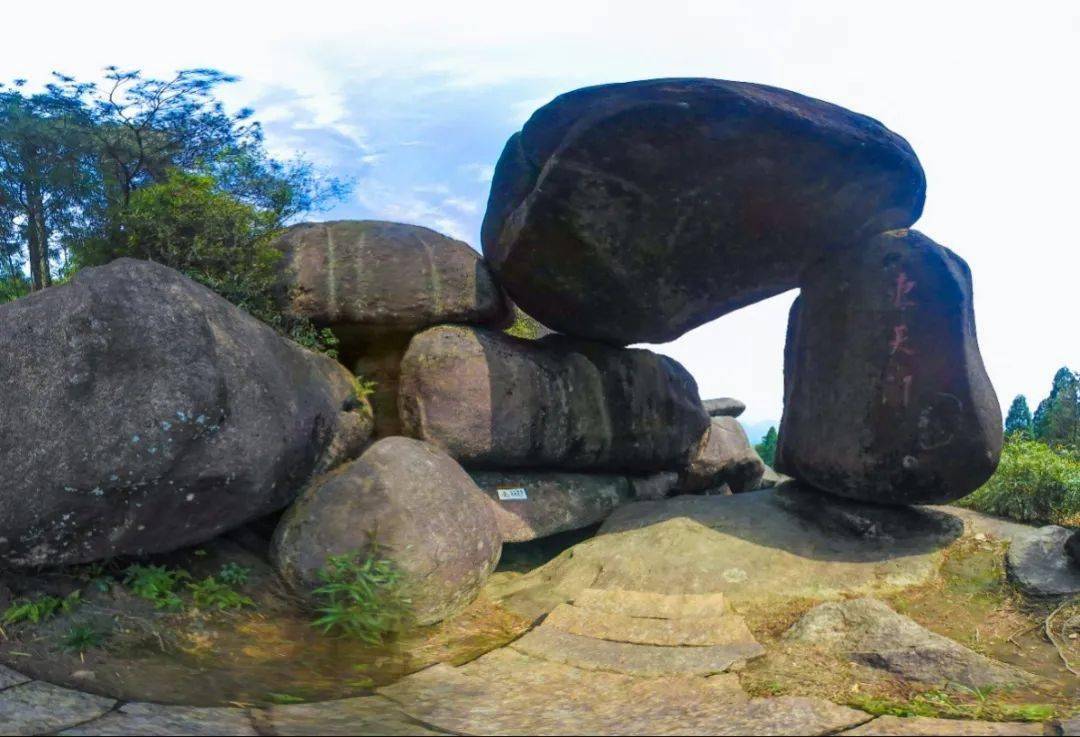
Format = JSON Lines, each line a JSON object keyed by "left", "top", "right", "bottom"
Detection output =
{"left": 2, "top": 591, "right": 81, "bottom": 625}
{"left": 123, "top": 564, "right": 191, "bottom": 610}
{"left": 310, "top": 552, "right": 410, "bottom": 644}
{"left": 188, "top": 576, "right": 254, "bottom": 611}
{"left": 62, "top": 624, "right": 109, "bottom": 654}
{"left": 218, "top": 562, "right": 252, "bottom": 586}
{"left": 956, "top": 438, "right": 1080, "bottom": 526}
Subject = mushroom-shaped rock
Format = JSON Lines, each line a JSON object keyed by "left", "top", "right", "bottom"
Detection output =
{"left": 397, "top": 326, "right": 708, "bottom": 471}
{"left": 702, "top": 398, "right": 746, "bottom": 418}
{"left": 0, "top": 259, "right": 371, "bottom": 567}
{"left": 776, "top": 230, "right": 1002, "bottom": 504}
{"left": 678, "top": 418, "right": 766, "bottom": 493}
{"left": 272, "top": 437, "right": 502, "bottom": 625}
{"left": 273, "top": 220, "right": 511, "bottom": 439}
{"left": 482, "top": 78, "right": 925, "bottom": 344}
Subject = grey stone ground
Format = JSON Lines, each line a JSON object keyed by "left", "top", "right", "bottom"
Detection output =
{"left": 2, "top": 588, "right": 1070, "bottom": 736}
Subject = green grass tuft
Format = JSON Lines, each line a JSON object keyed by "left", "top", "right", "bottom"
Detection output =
{"left": 310, "top": 551, "right": 410, "bottom": 645}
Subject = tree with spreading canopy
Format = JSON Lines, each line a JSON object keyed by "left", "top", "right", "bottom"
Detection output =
{"left": 0, "top": 67, "right": 348, "bottom": 352}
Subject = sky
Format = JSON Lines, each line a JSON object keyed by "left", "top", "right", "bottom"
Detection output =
{"left": 6, "top": 1, "right": 1079, "bottom": 424}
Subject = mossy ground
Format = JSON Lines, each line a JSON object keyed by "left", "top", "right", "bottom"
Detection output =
{"left": 0, "top": 534, "right": 530, "bottom": 706}
{"left": 737, "top": 534, "right": 1078, "bottom": 722}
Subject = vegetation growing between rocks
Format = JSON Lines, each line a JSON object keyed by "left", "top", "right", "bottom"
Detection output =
{"left": 310, "top": 551, "right": 411, "bottom": 645}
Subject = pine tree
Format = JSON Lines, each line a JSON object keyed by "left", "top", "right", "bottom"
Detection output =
{"left": 1004, "top": 395, "right": 1033, "bottom": 437}
{"left": 1032, "top": 367, "right": 1080, "bottom": 447}
{"left": 755, "top": 426, "right": 778, "bottom": 467}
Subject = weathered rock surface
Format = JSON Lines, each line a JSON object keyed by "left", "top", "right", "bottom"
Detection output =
{"left": 469, "top": 471, "right": 632, "bottom": 542}
{"left": 679, "top": 417, "right": 766, "bottom": 492}
{"left": 486, "top": 483, "right": 963, "bottom": 621}
{"left": 842, "top": 715, "right": 1044, "bottom": 735}
{"left": 59, "top": 702, "right": 257, "bottom": 736}
{"left": 574, "top": 588, "right": 728, "bottom": 619}
{"left": 380, "top": 650, "right": 869, "bottom": 735}
{"left": 258, "top": 695, "right": 443, "bottom": 736}
{"left": 511, "top": 626, "right": 763, "bottom": 676}
{"left": 785, "top": 598, "right": 1032, "bottom": 688}
{"left": 481, "top": 78, "right": 925, "bottom": 344}
{"left": 272, "top": 437, "right": 502, "bottom": 625}
{"left": 777, "top": 230, "right": 1002, "bottom": 504}
{"left": 627, "top": 472, "right": 680, "bottom": 501}
{"left": 1006, "top": 525, "right": 1080, "bottom": 597}
{"left": 544, "top": 602, "right": 755, "bottom": 647}
{"left": 0, "top": 681, "right": 114, "bottom": 735}
{"left": 1066, "top": 529, "right": 1080, "bottom": 569}
{"left": 0, "top": 259, "right": 370, "bottom": 568}
{"left": 703, "top": 397, "right": 746, "bottom": 418}
{"left": 339, "top": 331, "right": 413, "bottom": 439}
{"left": 274, "top": 220, "right": 509, "bottom": 335}
{"left": 398, "top": 326, "right": 708, "bottom": 471}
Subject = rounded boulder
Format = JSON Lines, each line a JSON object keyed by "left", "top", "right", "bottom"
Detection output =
{"left": 272, "top": 437, "right": 502, "bottom": 625}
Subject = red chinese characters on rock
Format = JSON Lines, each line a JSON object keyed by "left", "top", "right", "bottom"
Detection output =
{"left": 884, "top": 271, "right": 917, "bottom": 408}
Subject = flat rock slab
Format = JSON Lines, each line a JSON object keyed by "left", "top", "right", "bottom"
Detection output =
{"left": 58, "top": 702, "right": 256, "bottom": 735}
{"left": 1006, "top": 525, "right": 1080, "bottom": 597}
{"left": 842, "top": 715, "right": 1044, "bottom": 735}
{"left": 544, "top": 603, "right": 756, "bottom": 647}
{"left": 573, "top": 588, "right": 727, "bottom": 619}
{"left": 785, "top": 598, "right": 1033, "bottom": 689}
{"left": 509, "top": 625, "right": 764, "bottom": 676}
{"left": 0, "top": 681, "right": 115, "bottom": 735}
{"left": 487, "top": 485, "right": 964, "bottom": 620}
{"left": 259, "top": 694, "right": 445, "bottom": 736}
{"left": 382, "top": 653, "right": 869, "bottom": 735}
{"left": 0, "top": 664, "right": 30, "bottom": 689}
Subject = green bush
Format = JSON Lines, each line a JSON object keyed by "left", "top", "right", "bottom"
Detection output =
{"left": 310, "top": 552, "right": 410, "bottom": 645}
{"left": 956, "top": 439, "right": 1080, "bottom": 527}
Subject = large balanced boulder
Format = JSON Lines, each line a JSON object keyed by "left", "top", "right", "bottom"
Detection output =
{"left": 272, "top": 437, "right": 502, "bottom": 625}
{"left": 398, "top": 326, "right": 708, "bottom": 471}
{"left": 470, "top": 471, "right": 633, "bottom": 542}
{"left": 0, "top": 259, "right": 371, "bottom": 568}
{"left": 776, "top": 230, "right": 1002, "bottom": 504}
{"left": 482, "top": 78, "right": 925, "bottom": 344}
{"left": 678, "top": 417, "right": 766, "bottom": 493}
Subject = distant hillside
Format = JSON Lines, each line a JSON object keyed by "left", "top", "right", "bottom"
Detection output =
{"left": 740, "top": 419, "right": 779, "bottom": 445}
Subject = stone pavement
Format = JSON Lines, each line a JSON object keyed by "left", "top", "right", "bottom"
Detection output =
{"left": 1, "top": 588, "right": 1072, "bottom": 735}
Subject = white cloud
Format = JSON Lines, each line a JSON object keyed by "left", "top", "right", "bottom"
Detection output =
{"left": 4, "top": 0, "right": 1078, "bottom": 421}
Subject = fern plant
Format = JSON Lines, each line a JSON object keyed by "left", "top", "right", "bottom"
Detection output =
{"left": 310, "top": 552, "right": 410, "bottom": 644}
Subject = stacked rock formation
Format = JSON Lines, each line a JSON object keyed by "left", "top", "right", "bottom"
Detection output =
{"left": 0, "top": 77, "right": 1003, "bottom": 628}
{"left": 484, "top": 77, "right": 1002, "bottom": 507}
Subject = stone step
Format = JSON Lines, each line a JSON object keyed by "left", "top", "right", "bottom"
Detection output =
{"left": 544, "top": 602, "right": 758, "bottom": 647}
{"left": 509, "top": 625, "right": 764, "bottom": 677}
{"left": 573, "top": 587, "right": 727, "bottom": 618}
{"left": 379, "top": 652, "right": 869, "bottom": 735}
